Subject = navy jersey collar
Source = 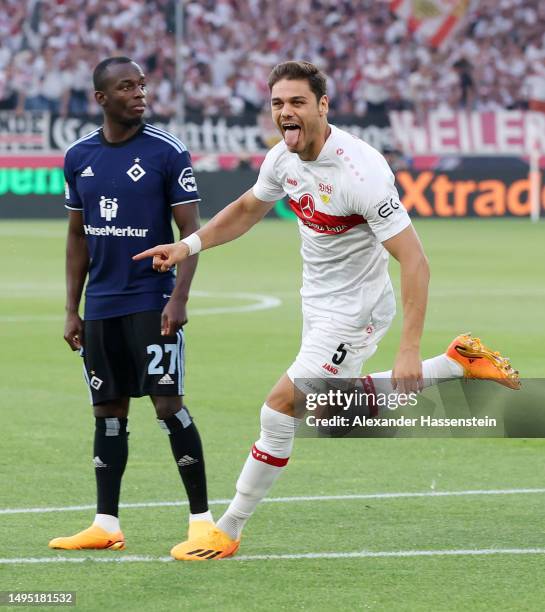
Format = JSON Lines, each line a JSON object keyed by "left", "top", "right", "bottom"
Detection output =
{"left": 99, "top": 123, "right": 146, "bottom": 148}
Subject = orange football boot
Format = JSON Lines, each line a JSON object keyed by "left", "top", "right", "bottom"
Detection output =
{"left": 48, "top": 525, "right": 125, "bottom": 550}
{"left": 446, "top": 333, "right": 520, "bottom": 390}
{"left": 171, "top": 523, "right": 240, "bottom": 561}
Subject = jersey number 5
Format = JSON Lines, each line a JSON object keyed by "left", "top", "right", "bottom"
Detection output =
{"left": 332, "top": 343, "right": 348, "bottom": 365}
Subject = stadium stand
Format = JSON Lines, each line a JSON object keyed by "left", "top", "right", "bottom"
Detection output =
{"left": 0, "top": 0, "right": 544, "bottom": 117}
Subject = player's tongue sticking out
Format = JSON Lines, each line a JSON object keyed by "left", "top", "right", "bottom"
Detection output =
{"left": 284, "top": 125, "right": 301, "bottom": 148}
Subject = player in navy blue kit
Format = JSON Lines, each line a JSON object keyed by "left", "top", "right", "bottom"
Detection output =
{"left": 48, "top": 57, "right": 213, "bottom": 552}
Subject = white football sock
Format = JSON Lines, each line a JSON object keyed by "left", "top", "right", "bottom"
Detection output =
{"left": 370, "top": 354, "right": 464, "bottom": 396}
{"left": 93, "top": 513, "right": 120, "bottom": 533}
{"left": 189, "top": 510, "right": 213, "bottom": 523}
{"left": 217, "top": 404, "right": 300, "bottom": 540}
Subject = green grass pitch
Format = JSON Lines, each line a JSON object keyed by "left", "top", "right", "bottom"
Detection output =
{"left": 1, "top": 218, "right": 544, "bottom": 611}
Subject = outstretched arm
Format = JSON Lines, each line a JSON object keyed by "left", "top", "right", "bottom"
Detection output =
{"left": 133, "top": 189, "right": 275, "bottom": 272}
{"left": 382, "top": 224, "right": 430, "bottom": 392}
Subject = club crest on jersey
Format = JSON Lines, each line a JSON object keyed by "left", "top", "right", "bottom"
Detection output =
{"left": 319, "top": 182, "right": 333, "bottom": 204}
{"left": 99, "top": 196, "right": 118, "bottom": 221}
{"left": 178, "top": 166, "right": 197, "bottom": 193}
{"left": 299, "top": 193, "right": 315, "bottom": 218}
{"left": 127, "top": 158, "right": 146, "bottom": 182}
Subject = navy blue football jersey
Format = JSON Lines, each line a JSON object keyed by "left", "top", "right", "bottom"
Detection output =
{"left": 64, "top": 123, "right": 201, "bottom": 320}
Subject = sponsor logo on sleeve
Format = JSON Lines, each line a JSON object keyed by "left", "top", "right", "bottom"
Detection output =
{"left": 178, "top": 166, "right": 197, "bottom": 193}
{"left": 376, "top": 196, "right": 401, "bottom": 218}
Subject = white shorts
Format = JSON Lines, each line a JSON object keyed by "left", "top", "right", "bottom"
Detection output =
{"left": 286, "top": 311, "right": 393, "bottom": 392}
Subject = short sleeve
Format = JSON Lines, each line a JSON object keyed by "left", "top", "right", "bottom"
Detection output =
{"left": 252, "top": 147, "right": 286, "bottom": 202}
{"left": 64, "top": 151, "right": 83, "bottom": 211}
{"left": 167, "top": 150, "right": 202, "bottom": 207}
{"left": 351, "top": 152, "right": 411, "bottom": 242}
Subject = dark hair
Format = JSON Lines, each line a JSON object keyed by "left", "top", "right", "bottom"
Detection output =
{"left": 267, "top": 61, "right": 327, "bottom": 102}
{"left": 93, "top": 56, "right": 134, "bottom": 90}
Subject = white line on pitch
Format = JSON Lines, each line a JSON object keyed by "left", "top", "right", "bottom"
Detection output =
{"left": 190, "top": 291, "right": 282, "bottom": 315}
{"left": 2, "top": 548, "right": 545, "bottom": 565}
{"left": 234, "top": 548, "right": 545, "bottom": 561}
{"left": 0, "top": 291, "right": 282, "bottom": 321}
{"left": 3, "top": 487, "right": 545, "bottom": 516}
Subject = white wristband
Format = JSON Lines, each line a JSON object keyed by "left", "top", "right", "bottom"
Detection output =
{"left": 181, "top": 233, "right": 202, "bottom": 256}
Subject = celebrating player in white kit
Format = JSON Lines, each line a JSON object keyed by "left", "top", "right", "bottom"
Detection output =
{"left": 135, "top": 61, "right": 519, "bottom": 560}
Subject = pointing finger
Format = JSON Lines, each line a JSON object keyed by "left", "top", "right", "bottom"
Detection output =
{"left": 133, "top": 246, "right": 164, "bottom": 261}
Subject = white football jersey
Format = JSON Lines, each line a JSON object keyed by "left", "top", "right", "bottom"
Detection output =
{"left": 252, "top": 124, "right": 411, "bottom": 329}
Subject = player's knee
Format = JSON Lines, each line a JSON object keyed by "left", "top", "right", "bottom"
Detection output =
{"left": 152, "top": 396, "right": 183, "bottom": 421}
{"left": 256, "top": 403, "right": 297, "bottom": 458}
{"left": 265, "top": 374, "right": 296, "bottom": 416}
{"left": 265, "top": 387, "right": 294, "bottom": 415}
{"left": 93, "top": 400, "right": 129, "bottom": 418}
{"left": 156, "top": 404, "right": 192, "bottom": 433}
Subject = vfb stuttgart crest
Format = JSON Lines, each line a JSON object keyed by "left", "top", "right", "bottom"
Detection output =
{"left": 299, "top": 193, "right": 315, "bottom": 219}
{"left": 319, "top": 182, "right": 333, "bottom": 204}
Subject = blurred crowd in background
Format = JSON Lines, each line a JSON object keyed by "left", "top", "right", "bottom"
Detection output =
{"left": 1, "top": 0, "right": 545, "bottom": 118}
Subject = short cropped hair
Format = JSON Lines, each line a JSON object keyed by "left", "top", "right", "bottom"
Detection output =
{"left": 267, "top": 61, "right": 327, "bottom": 102}
{"left": 93, "top": 56, "right": 134, "bottom": 90}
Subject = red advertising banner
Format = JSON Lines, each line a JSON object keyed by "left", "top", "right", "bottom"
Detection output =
{"left": 390, "top": 111, "right": 545, "bottom": 156}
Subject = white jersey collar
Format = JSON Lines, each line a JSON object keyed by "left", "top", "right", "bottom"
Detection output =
{"left": 298, "top": 123, "right": 337, "bottom": 166}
